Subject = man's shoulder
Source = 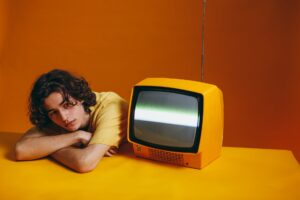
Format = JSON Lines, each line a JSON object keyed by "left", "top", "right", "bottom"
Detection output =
{"left": 93, "top": 91, "right": 126, "bottom": 106}
{"left": 93, "top": 91, "right": 122, "bottom": 100}
{"left": 89, "top": 91, "right": 128, "bottom": 116}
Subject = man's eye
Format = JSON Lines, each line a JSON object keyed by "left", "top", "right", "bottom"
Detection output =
{"left": 48, "top": 111, "right": 56, "bottom": 116}
{"left": 64, "top": 102, "right": 76, "bottom": 108}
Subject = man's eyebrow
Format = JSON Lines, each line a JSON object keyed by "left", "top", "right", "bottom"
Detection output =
{"left": 60, "top": 99, "right": 67, "bottom": 106}
{"left": 45, "top": 99, "right": 66, "bottom": 113}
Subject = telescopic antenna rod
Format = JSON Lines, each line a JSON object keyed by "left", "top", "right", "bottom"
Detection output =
{"left": 201, "top": 0, "right": 207, "bottom": 81}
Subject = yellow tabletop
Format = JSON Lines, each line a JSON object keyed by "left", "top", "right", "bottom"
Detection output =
{"left": 0, "top": 132, "right": 299, "bottom": 200}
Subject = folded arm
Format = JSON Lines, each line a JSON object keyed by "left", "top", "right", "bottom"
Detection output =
{"left": 50, "top": 143, "right": 111, "bottom": 173}
{"left": 15, "top": 127, "right": 116, "bottom": 173}
{"left": 14, "top": 127, "right": 91, "bottom": 161}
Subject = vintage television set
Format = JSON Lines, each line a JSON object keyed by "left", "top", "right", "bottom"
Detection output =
{"left": 127, "top": 78, "right": 224, "bottom": 169}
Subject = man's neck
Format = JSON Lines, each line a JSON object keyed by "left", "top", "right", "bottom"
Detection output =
{"left": 80, "top": 112, "right": 91, "bottom": 131}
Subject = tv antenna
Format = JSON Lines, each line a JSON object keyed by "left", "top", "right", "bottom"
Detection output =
{"left": 201, "top": 0, "right": 207, "bottom": 82}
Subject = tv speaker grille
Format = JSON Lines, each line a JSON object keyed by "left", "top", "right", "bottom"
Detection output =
{"left": 148, "top": 149, "right": 184, "bottom": 165}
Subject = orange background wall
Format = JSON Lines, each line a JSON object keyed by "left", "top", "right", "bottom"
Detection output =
{"left": 204, "top": 0, "right": 300, "bottom": 162}
{"left": 0, "top": 0, "right": 202, "bottom": 128}
{"left": 0, "top": 0, "right": 299, "bottom": 161}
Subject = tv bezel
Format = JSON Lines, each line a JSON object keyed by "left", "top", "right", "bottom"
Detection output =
{"left": 129, "top": 86, "right": 203, "bottom": 153}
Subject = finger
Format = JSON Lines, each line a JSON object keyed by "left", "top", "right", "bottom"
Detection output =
{"left": 105, "top": 151, "right": 113, "bottom": 157}
{"left": 108, "top": 149, "right": 117, "bottom": 154}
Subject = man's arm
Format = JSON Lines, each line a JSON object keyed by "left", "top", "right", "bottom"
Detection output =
{"left": 14, "top": 127, "right": 91, "bottom": 161}
{"left": 50, "top": 143, "right": 111, "bottom": 173}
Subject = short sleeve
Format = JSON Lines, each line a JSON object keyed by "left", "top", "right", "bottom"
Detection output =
{"left": 89, "top": 93, "right": 128, "bottom": 147}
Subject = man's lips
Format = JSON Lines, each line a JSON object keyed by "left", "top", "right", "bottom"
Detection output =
{"left": 65, "top": 119, "right": 76, "bottom": 127}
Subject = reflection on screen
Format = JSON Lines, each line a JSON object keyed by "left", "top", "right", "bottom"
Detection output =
{"left": 134, "top": 91, "right": 199, "bottom": 148}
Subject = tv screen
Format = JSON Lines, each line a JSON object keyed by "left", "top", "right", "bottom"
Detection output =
{"left": 130, "top": 86, "right": 203, "bottom": 153}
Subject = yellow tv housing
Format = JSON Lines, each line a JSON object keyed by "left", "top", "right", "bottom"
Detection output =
{"left": 127, "top": 78, "right": 224, "bottom": 169}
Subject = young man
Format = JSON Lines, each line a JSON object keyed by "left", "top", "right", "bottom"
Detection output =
{"left": 14, "top": 69, "right": 128, "bottom": 173}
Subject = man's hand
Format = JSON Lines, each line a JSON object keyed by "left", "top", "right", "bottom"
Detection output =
{"left": 76, "top": 130, "right": 118, "bottom": 157}
{"left": 77, "top": 130, "right": 93, "bottom": 146}
{"left": 105, "top": 146, "right": 118, "bottom": 157}
{"left": 72, "top": 130, "right": 93, "bottom": 148}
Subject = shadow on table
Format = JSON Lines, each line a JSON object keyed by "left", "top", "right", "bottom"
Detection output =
{"left": 0, "top": 132, "right": 23, "bottom": 161}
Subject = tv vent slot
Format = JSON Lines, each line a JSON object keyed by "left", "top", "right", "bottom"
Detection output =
{"left": 149, "top": 149, "right": 184, "bottom": 165}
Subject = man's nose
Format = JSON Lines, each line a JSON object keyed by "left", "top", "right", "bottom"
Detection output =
{"left": 59, "top": 110, "right": 69, "bottom": 122}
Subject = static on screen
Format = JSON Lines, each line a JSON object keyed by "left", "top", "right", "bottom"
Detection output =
{"left": 134, "top": 91, "right": 199, "bottom": 148}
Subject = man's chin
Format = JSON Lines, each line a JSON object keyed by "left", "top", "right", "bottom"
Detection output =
{"left": 68, "top": 128, "right": 78, "bottom": 132}
{"left": 64, "top": 125, "right": 79, "bottom": 132}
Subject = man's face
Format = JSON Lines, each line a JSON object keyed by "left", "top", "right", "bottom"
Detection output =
{"left": 43, "top": 92, "right": 90, "bottom": 132}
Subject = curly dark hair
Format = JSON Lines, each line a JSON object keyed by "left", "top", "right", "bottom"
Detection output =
{"left": 29, "top": 69, "right": 96, "bottom": 129}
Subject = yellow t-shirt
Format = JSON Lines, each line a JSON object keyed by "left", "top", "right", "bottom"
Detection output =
{"left": 88, "top": 92, "right": 128, "bottom": 148}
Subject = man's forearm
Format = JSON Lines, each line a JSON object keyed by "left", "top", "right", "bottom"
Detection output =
{"left": 15, "top": 132, "right": 81, "bottom": 160}
{"left": 51, "top": 144, "right": 110, "bottom": 173}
